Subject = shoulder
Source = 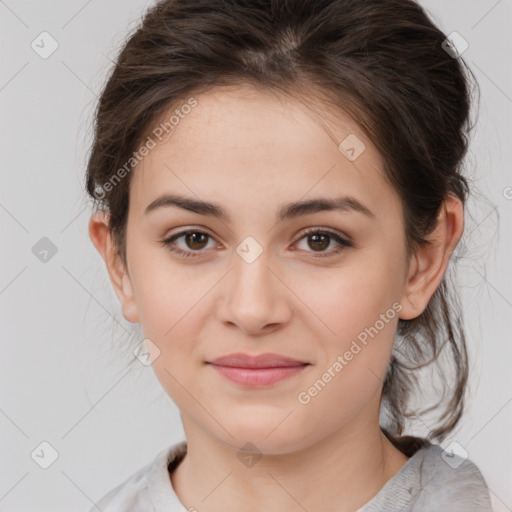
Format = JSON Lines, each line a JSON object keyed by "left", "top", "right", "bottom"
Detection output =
{"left": 86, "top": 460, "right": 152, "bottom": 512}
{"left": 87, "top": 441, "right": 187, "bottom": 512}
{"left": 411, "top": 443, "right": 492, "bottom": 512}
{"left": 358, "top": 442, "right": 492, "bottom": 512}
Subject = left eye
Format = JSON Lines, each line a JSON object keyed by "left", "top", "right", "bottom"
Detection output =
{"left": 294, "top": 229, "right": 352, "bottom": 256}
{"left": 160, "top": 228, "right": 352, "bottom": 258}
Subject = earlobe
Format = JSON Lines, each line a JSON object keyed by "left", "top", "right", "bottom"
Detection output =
{"left": 88, "top": 212, "right": 140, "bottom": 323}
{"left": 398, "top": 195, "right": 464, "bottom": 321}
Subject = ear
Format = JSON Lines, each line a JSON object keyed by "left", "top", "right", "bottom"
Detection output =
{"left": 88, "top": 211, "right": 140, "bottom": 323}
{"left": 399, "top": 195, "right": 464, "bottom": 320}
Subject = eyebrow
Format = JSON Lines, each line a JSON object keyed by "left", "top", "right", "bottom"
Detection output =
{"left": 144, "top": 193, "right": 375, "bottom": 221}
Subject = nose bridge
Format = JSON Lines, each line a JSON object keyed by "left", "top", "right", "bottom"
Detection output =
{"left": 231, "top": 241, "right": 275, "bottom": 305}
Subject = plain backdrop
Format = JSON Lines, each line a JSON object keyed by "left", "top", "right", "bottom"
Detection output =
{"left": 0, "top": 0, "right": 511, "bottom": 511}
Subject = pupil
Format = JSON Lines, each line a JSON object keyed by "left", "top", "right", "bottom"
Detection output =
{"left": 310, "top": 233, "right": 328, "bottom": 251}
{"left": 187, "top": 232, "right": 207, "bottom": 250}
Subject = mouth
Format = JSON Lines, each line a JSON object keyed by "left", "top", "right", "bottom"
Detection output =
{"left": 205, "top": 352, "right": 310, "bottom": 387}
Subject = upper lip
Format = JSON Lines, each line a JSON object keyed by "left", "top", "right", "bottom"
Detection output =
{"left": 207, "top": 352, "right": 309, "bottom": 368}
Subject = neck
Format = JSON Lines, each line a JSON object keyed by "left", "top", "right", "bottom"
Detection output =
{"left": 171, "top": 406, "right": 410, "bottom": 512}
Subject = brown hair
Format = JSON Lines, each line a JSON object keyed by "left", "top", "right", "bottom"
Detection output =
{"left": 85, "top": 0, "right": 479, "bottom": 446}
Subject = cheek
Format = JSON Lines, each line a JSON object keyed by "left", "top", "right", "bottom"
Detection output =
{"left": 127, "top": 242, "right": 212, "bottom": 375}
{"left": 294, "top": 281, "right": 400, "bottom": 439}
{"left": 128, "top": 241, "right": 207, "bottom": 333}
{"left": 299, "top": 258, "right": 402, "bottom": 346}
{"left": 292, "top": 250, "right": 403, "bottom": 394}
{"left": 306, "top": 278, "right": 399, "bottom": 389}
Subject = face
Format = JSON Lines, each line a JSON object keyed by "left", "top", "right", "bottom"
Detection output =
{"left": 107, "top": 84, "right": 415, "bottom": 454}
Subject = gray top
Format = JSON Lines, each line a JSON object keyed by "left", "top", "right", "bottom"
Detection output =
{"left": 89, "top": 440, "right": 492, "bottom": 511}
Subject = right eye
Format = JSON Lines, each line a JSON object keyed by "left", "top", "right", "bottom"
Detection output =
{"left": 160, "top": 229, "right": 220, "bottom": 259}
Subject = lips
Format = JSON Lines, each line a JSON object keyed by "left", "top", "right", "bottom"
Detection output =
{"left": 206, "top": 352, "right": 310, "bottom": 387}
{"left": 207, "top": 352, "right": 308, "bottom": 368}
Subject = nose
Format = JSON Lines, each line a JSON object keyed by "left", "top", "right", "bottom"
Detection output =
{"left": 217, "top": 245, "right": 292, "bottom": 336}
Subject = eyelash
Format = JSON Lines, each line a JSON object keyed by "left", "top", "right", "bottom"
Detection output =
{"left": 160, "top": 227, "right": 353, "bottom": 259}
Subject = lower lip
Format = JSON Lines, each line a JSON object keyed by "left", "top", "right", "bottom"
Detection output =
{"left": 208, "top": 364, "right": 308, "bottom": 387}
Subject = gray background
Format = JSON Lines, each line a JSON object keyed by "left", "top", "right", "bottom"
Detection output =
{"left": 0, "top": 0, "right": 511, "bottom": 510}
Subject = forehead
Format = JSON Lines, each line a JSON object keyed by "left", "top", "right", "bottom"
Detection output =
{"left": 130, "top": 84, "right": 397, "bottom": 218}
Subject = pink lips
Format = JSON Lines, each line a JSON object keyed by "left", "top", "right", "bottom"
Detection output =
{"left": 206, "top": 352, "right": 309, "bottom": 387}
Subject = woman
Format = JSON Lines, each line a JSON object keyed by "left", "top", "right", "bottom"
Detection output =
{"left": 86, "top": 0, "right": 491, "bottom": 510}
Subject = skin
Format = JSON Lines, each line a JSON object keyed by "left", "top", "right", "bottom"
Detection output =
{"left": 89, "top": 83, "right": 464, "bottom": 512}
